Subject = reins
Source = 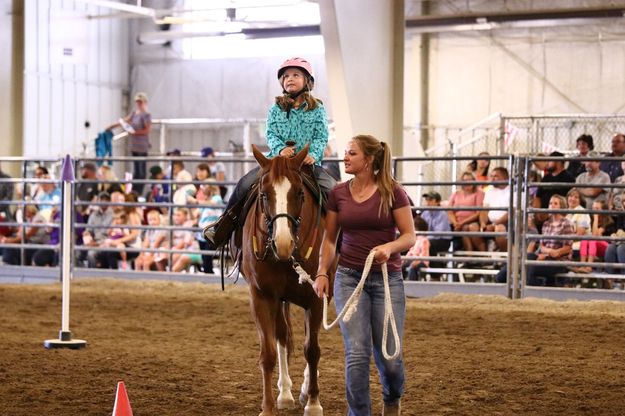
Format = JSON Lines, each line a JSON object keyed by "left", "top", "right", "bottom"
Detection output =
{"left": 295, "top": 250, "right": 402, "bottom": 360}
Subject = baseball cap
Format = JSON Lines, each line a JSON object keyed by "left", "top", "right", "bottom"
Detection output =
{"left": 422, "top": 191, "right": 442, "bottom": 201}
{"left": 201, "top": 147, "right": 214, "bottom": 158}
{"left": 81, "top": 162, "right": 97, "bottom": 172}
{"left": 149, "top": 165, "right": 163, "bottom": 177}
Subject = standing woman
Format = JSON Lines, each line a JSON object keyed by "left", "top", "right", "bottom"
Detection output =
{"left": 205, "top": 57, "right": 335, "bottom": 247}
{"left": 313, "top": 134, "right": 416, "bottom": 416}
{"left": 106, "top": 92, "right": 151, "bottom": 195}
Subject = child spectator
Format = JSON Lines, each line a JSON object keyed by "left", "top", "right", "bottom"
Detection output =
{"left": 169, "top": 208, "right": 201, "bottom": 272}
{"left": 608, "top": 160, "right": 625, "bottom": 230}
{"left": 565, "top": 188, "right": 591, "bottom": 259}
{"left": 195, "top": 181, "right": 224, "bottom": 274}
{"left": 135, "top": 210, "right": 168, "bottom": 271}
{"left": 103, "top": 211, "right": 131, "bottom": 270}
{"left": 578, "top": 200, "right": 617, "bottom": 280}
{"left": 403, "top": 216, "right": 430, "bottom": 281}
{"left": 80, "top": 191, "right": 114, "bottom": 267}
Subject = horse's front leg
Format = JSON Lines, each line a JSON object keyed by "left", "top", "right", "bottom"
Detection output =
{"left": 276, "top": 340, "right": 295, "bottom": 409}
{"left": 301, "top": 303, "right": 323, "bottom": 416}
{"left": 251, "top": 293, "right": 279, "bottom": 416}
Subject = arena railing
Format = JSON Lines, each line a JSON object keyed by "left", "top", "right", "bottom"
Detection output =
{"left": 2, "top": 154, "right": 625, "bottom": 301}
{"left": 518, "top": 154, "right": 625, "bottom": 300}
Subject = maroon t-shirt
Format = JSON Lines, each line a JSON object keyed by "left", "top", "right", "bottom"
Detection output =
{"left": 327, "top": 181, "right": 410, "bottom": 273}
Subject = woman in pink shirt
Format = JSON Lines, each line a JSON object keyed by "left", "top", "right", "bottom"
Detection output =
{"left": 448, "top": 171, "right": 486, "bottom": 251}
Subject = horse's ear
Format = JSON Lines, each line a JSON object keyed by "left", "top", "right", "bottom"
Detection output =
{"left": 290, "top": 144, "right": 309, "bottom": 168}
{"left": 252, "top": 144, "right": 271, "bottom": 168}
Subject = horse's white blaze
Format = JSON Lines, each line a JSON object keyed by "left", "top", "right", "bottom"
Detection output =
{"left": 273, "top": 177, "right": 293, "bottom": 257}
{"left": 276, "top": 341, "right": 294, "bottom": 409}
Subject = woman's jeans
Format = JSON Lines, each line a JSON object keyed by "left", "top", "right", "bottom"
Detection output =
{"left": 333, "top": 265, "right": 406, "bottom": 416}
{"left": 131, "top": 151, "right": 147, "bottom": 195}
{"left": 605, "top": 244, "right": 625, "bottom": 274}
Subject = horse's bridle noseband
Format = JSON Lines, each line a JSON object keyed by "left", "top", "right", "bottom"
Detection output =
{"left": 255, "top": 186, "right": 305, "bottom": 261}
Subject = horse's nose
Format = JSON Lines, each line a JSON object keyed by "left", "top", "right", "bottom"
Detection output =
{"left": 273, "top": 232, "right": 295, "bottom": 261}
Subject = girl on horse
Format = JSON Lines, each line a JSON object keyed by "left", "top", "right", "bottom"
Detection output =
{"left": 204, "top": 57, "right": 336, "bottom": 247}
{"left": 313, "top": 134, "right": 416, "bottom": 416}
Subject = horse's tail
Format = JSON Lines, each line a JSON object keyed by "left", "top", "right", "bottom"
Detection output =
{"left": 279, "top": 301, "right": 294, "bottom": 359}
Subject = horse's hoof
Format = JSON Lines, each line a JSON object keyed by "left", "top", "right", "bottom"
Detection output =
{"left": 299, "top": 391, "right": 308, "bottom": 406}
{"left": 304, "top": 403, "right": 323, "bottom": 416}
{"left": 277, "top": 393, "right": 295, "bottom": 410}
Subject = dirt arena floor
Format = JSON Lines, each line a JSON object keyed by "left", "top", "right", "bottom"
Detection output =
{"left": 2, "top": 279, "right": 625, "bottom": 415}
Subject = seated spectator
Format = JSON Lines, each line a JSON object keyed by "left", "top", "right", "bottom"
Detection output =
{"left": 0, "top": 162, "right": 14, "bottom": 220}
{"left": 32, "top": 207, "right": 60, "bottom": 267}
{"left": 28, "top": 165, "right": 48, "bottom": 201}
{"left": 321, "top": 145, "right": 341, "bottom": 182}
{"left": 479, "top": 167, "right": 510, "bottom": 251}
{"left": 35, "top": 175, "right": 61, "bottom": 212}
{"left": 578, "top": 200, "right": 617, "bottom": 279}
{"left": 134, "top": 209, "right": 168, "bottom": 271}
{"left": 96, "top": 192, "right": 142, "bottom": 269}
{"left": 1, "top": 205, "right": 49, "bottom": 265}
{"left": 448, "top": 171, "right": 485, "bottom": 251}
{"left": 466, "top": 151, "right": 490, "bottom": 188}
{"left": 533, "top": 151, "right": 575, "bottom": 231}
{"left": 421, "top": 191, "right": 452, "bottom": 256}
{"left": 575, "top": 151, "right": 611, "bottom": 208}
{"left": 76, "top": 162, "right": 99, "bottom": 218}
{"left": 600, "top": 133, "right": 625, "bottom": 182}
{"left": 201, "top": 146, "right": 228, "bottom": 200}
{"left": 193, "top": 163, "right": 212, "bottom": 203}
{"left": 145, "top": 165, "right": 169, "bottom": 205}
{"left": 169, "top": 207, "right": 201, "bottom": 272}
{"left": 605, "top": 230, "right": 625, "bottom": 276}
{"left": 608, "top": 160, "right": 625, "bottom": 230}
{"left": 565, "top": 188, "right": 591, "bottom": 258}
{"left": 171, "top": 160, "right": 192, "bottom": 195}
{"left": 527, "top": 195, "right": 575, "bottom": 286}
{"left": 101, "top": 211, "right": 131, "bottom": 269}
{"left": 403, "top": 216, "right": 430, "bottom": 281}
{"left": 195, "top": 181, "right": 224, "bottom": 274}
{"left": 80, "top": 191, "right": 114, "bottom": 268}
{"left": 97, "top": 164, "right": 123, "bottom": 194}
{"left": 567, "top": 134, "right": 594, "bottom": 178}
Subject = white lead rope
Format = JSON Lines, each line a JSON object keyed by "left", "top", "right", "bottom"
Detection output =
{"left": 294, "top": 251, "right": 401, "bottom": 360}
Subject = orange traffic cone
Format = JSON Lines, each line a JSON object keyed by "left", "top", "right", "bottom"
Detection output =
{"left": 112, "top": 381, "right": 133, "bottom": 416}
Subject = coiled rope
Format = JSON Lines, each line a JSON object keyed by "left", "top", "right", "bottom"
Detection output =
{"left": 293, "top": 250, "right": 401, "bottom": 360}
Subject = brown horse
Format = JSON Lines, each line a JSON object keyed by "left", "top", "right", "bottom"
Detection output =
{"left": 238, "top": 144, "right": 334, "bottom": 416}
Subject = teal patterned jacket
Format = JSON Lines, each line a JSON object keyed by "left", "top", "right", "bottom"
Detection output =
{"left": 265, "top": 102, "right": 329, "bottom": 166}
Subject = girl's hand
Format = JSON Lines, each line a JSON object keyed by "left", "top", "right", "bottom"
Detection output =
{"left": 280, "top": 147, "right": 295, "bottom": 157}
{"left": 313, "top": 275, "right": 329, "bottom": 298}
{"left": 371, "top": 245, "right": 392, "bottom": 264}
{"left": 304, "top": 155, "right": 315, "bottom": 165}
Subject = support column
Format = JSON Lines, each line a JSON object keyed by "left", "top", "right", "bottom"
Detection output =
{"left": 0, "top": 0, "right": 24, "bottom": 171}
{"left": 319, "top": 0, "right": 404, "bottom": 159}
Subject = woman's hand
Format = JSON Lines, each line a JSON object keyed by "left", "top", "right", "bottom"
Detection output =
{"left": 304, "top": 155, "right": 315, "bottom": 165}
{"left": 371, "top": 245, "right": 392, "bottom": 264}
{"left": 313, "top": 275, "right": 329, "bottom": 298}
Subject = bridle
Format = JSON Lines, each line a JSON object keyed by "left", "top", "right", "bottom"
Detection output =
{"left": 253, "top": 174, "right": 306, "bottom": 262}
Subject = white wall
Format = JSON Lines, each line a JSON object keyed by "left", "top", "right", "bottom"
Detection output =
{"left": 23, "top": 0, "right": 130, "bottom": 158}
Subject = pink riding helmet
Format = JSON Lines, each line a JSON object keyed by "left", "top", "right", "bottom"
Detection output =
{"left": 277, "top": 57, "right": 315, "bottom": 89}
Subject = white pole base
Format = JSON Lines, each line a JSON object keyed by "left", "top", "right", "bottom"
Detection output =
{"left": 43, "top": 331, "right": 87, "bottom": 349}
